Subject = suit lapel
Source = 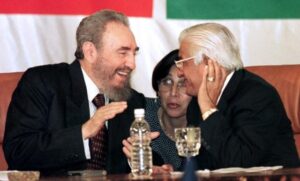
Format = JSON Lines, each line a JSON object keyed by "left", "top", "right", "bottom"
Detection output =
{"left": 187, "top": 70, "right": 245, "bottom": 124}
{"left": 65, "top": 60, "right": 90, "bottom": 127}
{"left": 217, "top": 69, "right": 245, "bottom": 112}
{"left": 187, "top": 97, "right": 202, "bottom": 125}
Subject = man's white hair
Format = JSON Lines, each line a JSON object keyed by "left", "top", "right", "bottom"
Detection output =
{"left": 179, "top": 23, "right": 243, "bottom": 71}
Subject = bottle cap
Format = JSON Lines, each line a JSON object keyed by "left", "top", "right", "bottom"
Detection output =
{"left": 134, "top": 108, "right": 145, "bottom": 116}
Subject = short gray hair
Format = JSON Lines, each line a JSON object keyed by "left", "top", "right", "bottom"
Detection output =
{"left": 75, "top": 9, "right": 129, "bottom": 59}
{"left": 179, "top": 23, "right": 243, "bottom": 71}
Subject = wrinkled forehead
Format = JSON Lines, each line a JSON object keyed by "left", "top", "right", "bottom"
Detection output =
{"left": 166, "top": 66, "right": 186, "bottom": 81}
{"left": 101, "top": 22, "right": 138, "bottom": 51}
{"left": 179, "top": 40, "right": 197, "bottom": 58}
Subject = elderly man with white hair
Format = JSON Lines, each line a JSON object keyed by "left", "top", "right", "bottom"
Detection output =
{"left": 175, "top": 22, "right": 299, "bottom": 169}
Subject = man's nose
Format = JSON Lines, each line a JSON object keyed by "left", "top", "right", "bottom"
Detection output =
{"left": 125, "top": 55, "right": 136, "bottom": 70}
{"left": 177, "top": 68, "right": 184, "bottom": 77}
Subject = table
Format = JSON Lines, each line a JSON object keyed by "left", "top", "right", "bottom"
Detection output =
{"left": 39, "top": 168, "right": 300, "bottom": 181}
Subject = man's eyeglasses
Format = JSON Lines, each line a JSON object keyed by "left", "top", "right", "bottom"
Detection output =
{"left": 175, "top": 52, "right": 207, "bottom": 69}
{"left": 174, "top": 56, "right": 195, "bottom": 69}
{"left": 158, "top": 77, "right": 187, "bottom": 94}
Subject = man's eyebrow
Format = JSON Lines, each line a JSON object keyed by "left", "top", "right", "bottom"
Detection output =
{"left": 117, "top": 46, "right": 140, "bottom": 52}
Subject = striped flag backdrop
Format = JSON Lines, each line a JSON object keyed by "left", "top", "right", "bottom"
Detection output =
{"left": 1, "top": 0, "right": 300, "bottom": 97}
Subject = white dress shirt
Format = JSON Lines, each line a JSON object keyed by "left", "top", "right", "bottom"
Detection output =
{"left": 81, "top": 67, "right": 108, "bottom": 159}
{"left": 217, "top": 71, "right": 234, "bottom": 104}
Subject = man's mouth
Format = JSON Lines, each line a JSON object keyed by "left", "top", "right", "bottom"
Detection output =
{"left": 116, "top": 69, "right": 131, "bottom": 78}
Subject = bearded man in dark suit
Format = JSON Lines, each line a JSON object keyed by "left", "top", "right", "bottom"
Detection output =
{"left": 3, "top": 9, "right": 144, "bottom": 175}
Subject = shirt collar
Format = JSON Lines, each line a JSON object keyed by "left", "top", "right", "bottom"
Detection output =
{"left": 217, "top": 71, "right": 234, "bottom": 104}
{"left": 81, "top": 67, "right": 99, "bottom": 103}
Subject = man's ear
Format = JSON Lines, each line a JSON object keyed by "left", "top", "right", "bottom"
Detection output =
{"left": 82, "top": 41, "right": 97, "bottom": 62}
{"left": 194, "top": 50, "right": 209, "bottom": 65}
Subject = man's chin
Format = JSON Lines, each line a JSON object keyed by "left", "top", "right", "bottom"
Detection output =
{"left": 114, "top": 81, "right": 128, "bottom": 88}
{"left": 104, "top": 82, "right": 132, "bottom": 101}
{"left": 116, "top": 74, "right": 130, "bottom": 83}
{"left": 186, "top": 87, "right": 197, "bottom": 97}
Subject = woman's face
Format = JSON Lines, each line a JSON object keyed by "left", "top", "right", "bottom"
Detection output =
{"left": 158, "top": 65, "right": 192, "bottom": 118}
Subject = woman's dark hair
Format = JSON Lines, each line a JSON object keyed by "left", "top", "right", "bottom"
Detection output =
{"left": 152, "top": 49, "right": 179, "bottom": 92}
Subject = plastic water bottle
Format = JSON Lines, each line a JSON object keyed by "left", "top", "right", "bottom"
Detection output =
{"left": 130, "top": 108, "right": 153, "bottom": 177}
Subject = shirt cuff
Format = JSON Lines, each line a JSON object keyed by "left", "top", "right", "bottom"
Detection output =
{"left": 83, "top": 137, "right": 91, "bottom": 159}
{"left": 202, "top": 108, "right": 218, "bottom": 120}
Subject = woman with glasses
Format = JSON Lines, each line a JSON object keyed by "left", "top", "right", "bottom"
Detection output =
{"left": 123, "top": 49, "right": 195, "bottom": 172}
{"left": 144, "top": 49, "right": 194, "bottom": 171}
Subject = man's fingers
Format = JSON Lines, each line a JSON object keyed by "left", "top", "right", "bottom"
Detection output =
{"left": 122, "top": 132, "right": 159, "bottom": 161}
{"left": 126, "top": 136, "right": 133, "bottom": 144}
{"left": 207, "top": 59, "right": 215, "bottom": 80}
{"left": 202, "top": 65, "right": 208, "bottom": 85}
{"left": 199, "top": 65, "right": 208, "bottom": 95}
{"left": 93, "top": 102, "right": 128, "bottom": 121}
{"left": 152, "top": 165, "right": 173, "bottom": 174}
{"left": 99, "top": 102, "right": 127, "bottom": 115}
{"left": 122, "top": 139, "right": 132, "bottom": 151}
{"left": 150, "top": 131, "right": 160, "bottom": 140}
{"left": 122, "top": 139, "right": 132, "bottom": 158}
{"left": 212, "top": 60, "right": 221, "bottom": 82}
{"left": 122, "top": 146, "right": 131, "bottom": 159}
{"left": 162, "top": 164, "right": 174, "bottom": 172}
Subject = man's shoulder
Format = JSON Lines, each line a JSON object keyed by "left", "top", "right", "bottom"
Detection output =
{"left": 230, "top": 69, "right": 281, "bottom": 106}
{"left": 17, "top": 62, "right": 75, "bottom": 92}
{"left": 128, "top": 89, "right": 146, "bottom": 107}
{"left": 22, "top": 62, "right": 71, "bottom": 82}
{"left": 25, "top": 62, "right": 70, "bottom": 76}
{"left": 240, "top": 69, "right": 277, "bottom": 94}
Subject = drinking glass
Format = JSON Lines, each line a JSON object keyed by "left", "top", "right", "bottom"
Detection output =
{"left": 174, "top": 127, "right": 201, "bottom": 157}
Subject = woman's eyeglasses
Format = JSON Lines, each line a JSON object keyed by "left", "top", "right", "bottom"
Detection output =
{"left": 158, "top": 77, "right": 187, "bottom": 94}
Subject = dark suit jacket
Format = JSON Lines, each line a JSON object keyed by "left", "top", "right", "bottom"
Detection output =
{"left": 3, "top": 60, "right": 145, "bottom": 175}
{"left": 187, "top": 69, "right": 299, "bottom": 169}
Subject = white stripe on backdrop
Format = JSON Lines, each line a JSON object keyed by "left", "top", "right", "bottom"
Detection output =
{"left": 1, "top": 0, "right": 300, "bottom": 97}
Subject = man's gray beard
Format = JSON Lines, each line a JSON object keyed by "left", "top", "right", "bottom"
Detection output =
{"left": 93, "top": 58, "right": 132, "bottom": 101}
{"left": 103, "top": 81, "right": 132, "bottom": 101}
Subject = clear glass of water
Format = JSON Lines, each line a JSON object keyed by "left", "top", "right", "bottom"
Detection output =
{"left": 175, "top": 127, "right": 201, "bottom": 157}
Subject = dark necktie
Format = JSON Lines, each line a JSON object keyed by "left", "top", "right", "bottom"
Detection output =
{"left": 87, "top": 93, "right": 108, "bottom": 169}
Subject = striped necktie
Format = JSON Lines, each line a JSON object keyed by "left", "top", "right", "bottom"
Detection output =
{"left": 87, "top": 93, "right": 108, "bottom": 169}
